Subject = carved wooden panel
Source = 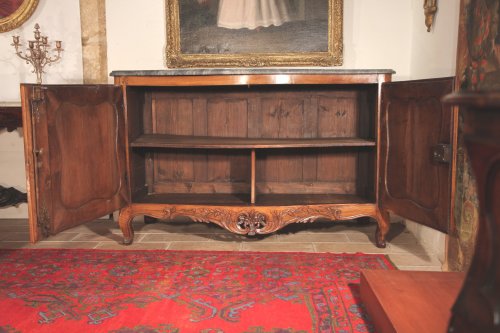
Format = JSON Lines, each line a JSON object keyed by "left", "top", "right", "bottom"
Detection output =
{"left": 118, "top": 202, "right": 379, "bottom": 245}
{"left": 22, "top": 85, "right": 129, "bottom": 239}
{"left": 380, "top": 78, "right": 454, "bottom": 232}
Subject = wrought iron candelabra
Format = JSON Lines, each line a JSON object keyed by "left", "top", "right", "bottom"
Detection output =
{"left": 11, "top": 23, "right": 63, "bottom": 84}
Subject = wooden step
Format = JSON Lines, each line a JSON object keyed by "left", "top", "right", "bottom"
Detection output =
{"left": 360, "top": 270, "right": 465, "bottom": 333}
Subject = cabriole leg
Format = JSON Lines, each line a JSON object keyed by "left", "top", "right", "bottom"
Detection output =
{"left": 118, "top": 206, "right": 135, "bottom": 245}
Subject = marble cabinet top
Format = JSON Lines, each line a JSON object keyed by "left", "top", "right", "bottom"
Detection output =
{"left": 110, "top": 68, "right": 395, "bottom": 77}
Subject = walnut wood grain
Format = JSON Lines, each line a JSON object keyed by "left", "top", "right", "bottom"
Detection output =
{"left": 21, "top": 86, "right": 39, "bottom": 243}
{"left": 22, "top": 84, "right": 130, "bottom": 241}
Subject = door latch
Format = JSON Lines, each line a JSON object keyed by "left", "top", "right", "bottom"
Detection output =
{"left": 432, "top": 144, "right": 451, "bottom": 163}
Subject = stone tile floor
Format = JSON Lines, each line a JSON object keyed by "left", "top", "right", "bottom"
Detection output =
{"left": 0, "top": 218, "right": 443, "bottom": 271}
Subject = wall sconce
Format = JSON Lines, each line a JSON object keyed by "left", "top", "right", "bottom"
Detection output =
{"left": 11, "top": 23, "right": 63, "bottom": 84}
{"left": 424, "top": 0, "right": 438, "bottom": 32}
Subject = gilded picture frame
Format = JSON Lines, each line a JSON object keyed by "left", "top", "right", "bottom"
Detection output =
{"left": 166, "top": 0, "right": 343, "bottom": 68}
{"left": 0, "top": 0, "right": 39, "bottom": 33}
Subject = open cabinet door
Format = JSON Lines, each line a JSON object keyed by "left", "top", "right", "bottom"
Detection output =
{"left": 21, "top": 85, "right": 129, "bottom": 242}
{"left": 379, "top": 78, "right": 454, "bottom": 233}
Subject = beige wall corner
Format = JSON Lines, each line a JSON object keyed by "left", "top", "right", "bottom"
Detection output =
{"left": 405, "top": 219, "right": 447, "bottom": 269}
{"left": 80, "top": 0, "right": 108, "bottom": 84}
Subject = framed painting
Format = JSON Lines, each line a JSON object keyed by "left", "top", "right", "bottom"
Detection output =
{"left": 0, "top": 0, "right": 39, "bottom": 33}
{"left": 166, "top": 0, "right": 343, "bottom": 67}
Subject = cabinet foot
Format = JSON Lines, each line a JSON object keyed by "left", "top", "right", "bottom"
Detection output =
{"left": 374, "top": 209, "right": 390, "bottom": 248}
{"left": 375, "top": 226, "right": 386, "bottom": 248}
{"left": 118, "top": 206, "right": 135, "bottom": 245}
{"left": 122, "top": 237, "right": 134, "bottom": 245}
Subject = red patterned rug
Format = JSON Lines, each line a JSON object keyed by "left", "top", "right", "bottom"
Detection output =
{"left": 0, "top": 249, "right": 395, "bottom": 333}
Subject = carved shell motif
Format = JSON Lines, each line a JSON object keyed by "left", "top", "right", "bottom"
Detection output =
{"left": 236, "top": 211, "right": 267, "bottom": 235}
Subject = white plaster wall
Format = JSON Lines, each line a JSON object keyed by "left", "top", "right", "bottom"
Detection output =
{"left": 0, "top": 0, "right": 83, "bottom": 218}
{"left": 105, "top": 0, "right": 166, "bottom": 77}
{"left": 0, "top": 0, "right": 84, "bottom": 99}
{"left": 409, "top": 0, "right": 461, "bottom": 80}
{"left": 106, "top": 0, "right": 413, "bottom": 80}
{"left": 343, "top": 0, "right": 412, "bottom": 80}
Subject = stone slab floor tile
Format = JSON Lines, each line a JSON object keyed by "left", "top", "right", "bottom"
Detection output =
{"left": 71, "top": 232, "right": 125, "bottom": 242}
{"left": 168, "top": 241, "right": 241, "bottom": 251}
{"left": 388, "top": 253, "right": 443, "bottom": 267}
{"left": 276, "top": 233, "right": 350, "bottom": 243}
{"left": 397, "top": 266, "right": 443, "bottom": 271}
{"left": 314, "top": 242, "right": 392, "bottom": 254}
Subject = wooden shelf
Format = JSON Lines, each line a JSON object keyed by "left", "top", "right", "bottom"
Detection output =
{"left": 133, "top": 192, "right": 371, "bottom": 206}
{"left": 130, "top": 134, "right": 376, "bottom": 149}
{"left": 256, "top": 193, "right": 371, "bottom": 205}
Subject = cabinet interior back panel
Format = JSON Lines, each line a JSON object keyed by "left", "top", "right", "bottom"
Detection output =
{"left": 141, "top": 86, "right": 375, "bottom": 195}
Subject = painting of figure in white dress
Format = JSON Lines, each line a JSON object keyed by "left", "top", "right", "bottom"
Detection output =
{"left": 178, "top": 0, "right": 328, "bottom": 54}
{"left": 216, "top": 0, "right": 293, "bottom": 30}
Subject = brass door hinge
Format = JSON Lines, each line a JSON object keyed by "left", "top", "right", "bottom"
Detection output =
{"left": 31, "top": 85, "right": 46, "bottom": 122}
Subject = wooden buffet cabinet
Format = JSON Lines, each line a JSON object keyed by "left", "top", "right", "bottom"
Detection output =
{"left": 20, "top": 69, "right": 455, "bottom": 246}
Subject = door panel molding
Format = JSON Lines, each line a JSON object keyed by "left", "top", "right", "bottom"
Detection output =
{"left": 22, "top": 84, "right": 129, "bottom": 241}
{"left": 380, "top": 77, "right": 454, "bottom": 233}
